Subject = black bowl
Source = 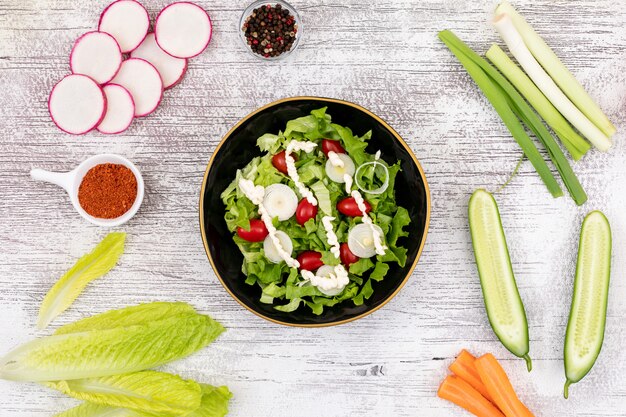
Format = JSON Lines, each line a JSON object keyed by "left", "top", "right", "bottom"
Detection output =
{"left": 200, "top": 97, "right": 430, "bottom": 327}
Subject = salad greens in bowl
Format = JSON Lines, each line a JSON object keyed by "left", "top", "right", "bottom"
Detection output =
{"left": 200, "top": 97, "right": 430, "bottom": 326}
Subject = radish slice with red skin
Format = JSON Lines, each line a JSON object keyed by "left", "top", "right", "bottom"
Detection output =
{"left": 130, "top": 33, "right": 187, "bottom": 89}
{"left": 110, "top": 58, "right": 163, "bottom": 117}
{"left": 70, "top": 31, "right": 122, "bottom": 84}
{"left": 48, "top": 74, "right": 106, "bottom": 135}
{"left": 97, "top": 84, "right": 135, "bottom": 134}
{"left": 98, "top": 0, "right": 150, "bottom": 53}
{"left": 155, "top": 2, "right": 212, "bottom": 59}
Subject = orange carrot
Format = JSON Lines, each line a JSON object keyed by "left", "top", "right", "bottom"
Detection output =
{"left": 438, "top": 375, "right": 506, "bottom": 417}
{"left": 449, "top": 349, "right": 494, "bottom": 402}
{"left": 474, "top": 353, "right": 535, "bottom": 417}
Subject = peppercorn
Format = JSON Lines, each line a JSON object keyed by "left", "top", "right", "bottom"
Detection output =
{"left": 242, "top": 3, "right": 298, "bottom": 58}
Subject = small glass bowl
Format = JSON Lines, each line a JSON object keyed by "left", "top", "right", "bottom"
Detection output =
{"left": 238, "top": 0, "right": 302, "bottom": 61}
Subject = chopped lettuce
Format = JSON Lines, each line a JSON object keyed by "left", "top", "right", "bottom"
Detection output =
{"left": 221, "top": 108, "right": 412, "bottom": 315}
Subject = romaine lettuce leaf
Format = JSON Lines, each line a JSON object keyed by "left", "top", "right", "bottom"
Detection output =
{"left": 54, "top": 385, "right": 232, "bottom": 417}
{"left": 38, "top": 233, "right": 126, "bottom": 329}
{"left": 0, "top": 313, "right": 223, "bottom": 382}
{"left": 55, "top": 302, "right": 196, "bottom": 335}
{"left": 45, "top": 371, "right": 201, "bottom": 416}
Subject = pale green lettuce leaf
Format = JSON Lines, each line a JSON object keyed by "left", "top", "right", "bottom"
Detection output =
{"left": 38, "top": 233, "right": 127, "bottom": 329}
{"left": 0, "top": 313, "right": 224, "bottom": 382}
{"left": 54, "top": 385, "right": 232, "bottom": 417}
{"left": 55, "top": 302, "right": 197, "bottom": 335}
{"left": 309, "top": 181, "right": 331, "bottom": 215}
{"left": 54, "top": 402, "right": 136, "bottom": 417}
{"left": 45, "top": 370, "right": 201, "bottom": 416}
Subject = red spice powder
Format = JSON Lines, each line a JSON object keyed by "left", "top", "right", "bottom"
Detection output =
{"left": 78, "top": 163, "right": 138, "bottom": 219}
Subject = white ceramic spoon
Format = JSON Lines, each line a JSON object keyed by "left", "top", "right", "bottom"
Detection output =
{"left": 31, "top": 153, "right": 144, "bottom": 227}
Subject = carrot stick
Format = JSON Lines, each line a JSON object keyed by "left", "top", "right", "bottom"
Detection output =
{"left": 474, "top": 353, "right": 535, "bottom": 417}
{"left": 438, "top": 375, "right": 506, "bottom": 417}
{"left": 449, "top": 349, "right": 494, "bottom": 402}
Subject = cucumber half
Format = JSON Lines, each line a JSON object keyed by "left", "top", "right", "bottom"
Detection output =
{"left": 564, "top": 211, "right": 612, "bottom": 398}
{"left": 469, "top": 189, "right": 532, "bottom": 370}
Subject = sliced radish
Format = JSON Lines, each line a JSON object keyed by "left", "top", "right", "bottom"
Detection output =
{"left": 348, "top": 223, "right": 384, "bottom": 259}
{"left": 131, "top": 33, "right": 187, "bottom": 89}
{"left": 48, "top": 74, "right": 106, "bottom": 135}
{"left": 70, "top": 31, "right": 122, "bottom": 84}
{"left": 325, "top": 153, "right": 356, "bottom": 183}
{"left": 155, "top": 2, "right": 212, "bottom": 58}
{"left": 98, "top": 0, "right": 150, "bottom": 53}
{"left": 263, "top": 231, "right": 293, "bottom": 264}
{"left": 110, "top": 58, "right": 163, "bottom": 117}
{"left": 263, "top": 183, "right": 298, "bottom": 221}
{"left": 97, "top": 84, "right": 135, "bottom": 134}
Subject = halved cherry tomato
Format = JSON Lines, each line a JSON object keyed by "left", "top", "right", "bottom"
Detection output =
{"left": 236, "top": 219, "right": 269, "bottom": 242}
{"left": 297, "top": 251, "right": 324, "bottom": 271}
{"left": 296, "top": 199, "right": 318, "bottom": 225}
{"left": 272, "top": 150, "right": 297, "bottom": 175}
{"left": 321, "top": 139, "right": 346, "bottom": 156}
{"left": 337, "top": 197, "right": 371, "bottom": 217}
{"left": 340, "top": 243, "right": 360, "bottom": 266}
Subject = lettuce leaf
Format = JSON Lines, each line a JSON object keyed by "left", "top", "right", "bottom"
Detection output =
{"left": 38, "top": 233, "right": 126, "bottom": 329}
{"left": 54, "top": 385, "right": 232, "bottom": 417}
{"left": 55, "top": 302, "right": 197, "bottom": 335}
{"left": 45, "top": 370, "right": 201, "bottom": 416}
{"left": 0, "top": 312, "right": 224, "bottom": 382}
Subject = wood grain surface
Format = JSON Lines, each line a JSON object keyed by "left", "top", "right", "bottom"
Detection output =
{"left": 1, "top": 0, "right": 625, "bottom": 416}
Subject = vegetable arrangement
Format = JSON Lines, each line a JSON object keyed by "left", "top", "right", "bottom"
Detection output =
{"left": 49, "top": 0, "right": 212, "bottom": 135}
{"left": 439, "top": 1, "right": 616, "bottom": 205}
{"left": 466, "top": 189, "right": 613, "bottom": 397}
{"left": 221, "top": 108, "right": 412, "bottom": 314}
{"left": 0, "top": 302, "right": 231, "bottom": 417}
{"left": 439, "top": 350, "right": 535, "bottom": 417}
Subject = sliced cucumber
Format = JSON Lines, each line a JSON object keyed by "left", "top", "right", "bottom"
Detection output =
{"left": 564, "top": 211, "right": 612, "bottom": 398}
{"left": 468, "top": 189, "right": 532, "bottom": 370}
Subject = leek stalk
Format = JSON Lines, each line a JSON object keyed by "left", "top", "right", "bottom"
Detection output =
{"left": 493, "top": 14, "right": 612, "bottom": 152}
{"left": 486, "top": 44, "right": 591, "bottom": 160}
{"left": 496, "top": 1, "right": 616, "bottom": 138}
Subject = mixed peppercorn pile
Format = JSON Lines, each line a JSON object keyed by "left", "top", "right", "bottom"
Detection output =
{"left": 242, "top": 3, "right": 298, "bottom": 58}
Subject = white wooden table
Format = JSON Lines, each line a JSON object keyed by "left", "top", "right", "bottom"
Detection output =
{"left": 1, "top": 0, "right": 625, "bottom": 416}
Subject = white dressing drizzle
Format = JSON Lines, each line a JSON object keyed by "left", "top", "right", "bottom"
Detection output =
{"left": 322, "top": 216, "right": 341, "bottom": 258}
{"left": 327, "top": 151, "right": 344, "bottom": 167}
{"left": 328, "top": 151, "right": 353, "bottom": 194}
{"left": 328, "top": 148, "right": 387, "bottom": 256}
{"left": 301, "top": 264, "right": 350, "bottom": 293}
{"left": 285, "top": 140, "right": 318, "bottom": 206}
{"left": 343, "top": 174, "right": 353, "bottom": 194}
{"left": 351, "top": 190, "right": 387, "bottom": 256}
{"left": 238, "top": 178, "right": 300, "bottom": 268}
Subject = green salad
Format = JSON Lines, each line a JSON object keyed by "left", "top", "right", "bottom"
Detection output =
{"left": 221, "top": 108, "right": 411, "bottom": 315}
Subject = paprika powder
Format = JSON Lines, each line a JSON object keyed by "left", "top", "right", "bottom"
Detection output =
{"left": 78, "top": 163, "right": 138, "bottom": 219}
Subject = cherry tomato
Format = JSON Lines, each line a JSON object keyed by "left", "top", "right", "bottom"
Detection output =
{"left": 321, "top": 139, "right": 346, "bottom": 156}
{"left": 297, "top": 251, "right": 324, "bottom": 271}
{"left": 340, "top": 243, "right": 360, "bottom": 266}
{"left": 337, "top": 197, "right": 371, "bottom": 217}
{"left": 236, "top": 219, "right": 269, "bottom": 242}
{"left": 296, "top": 199, "right": 318, "bottom": 225}
{"left": 272, "top": 150, "right": 297, "bottom": 175}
